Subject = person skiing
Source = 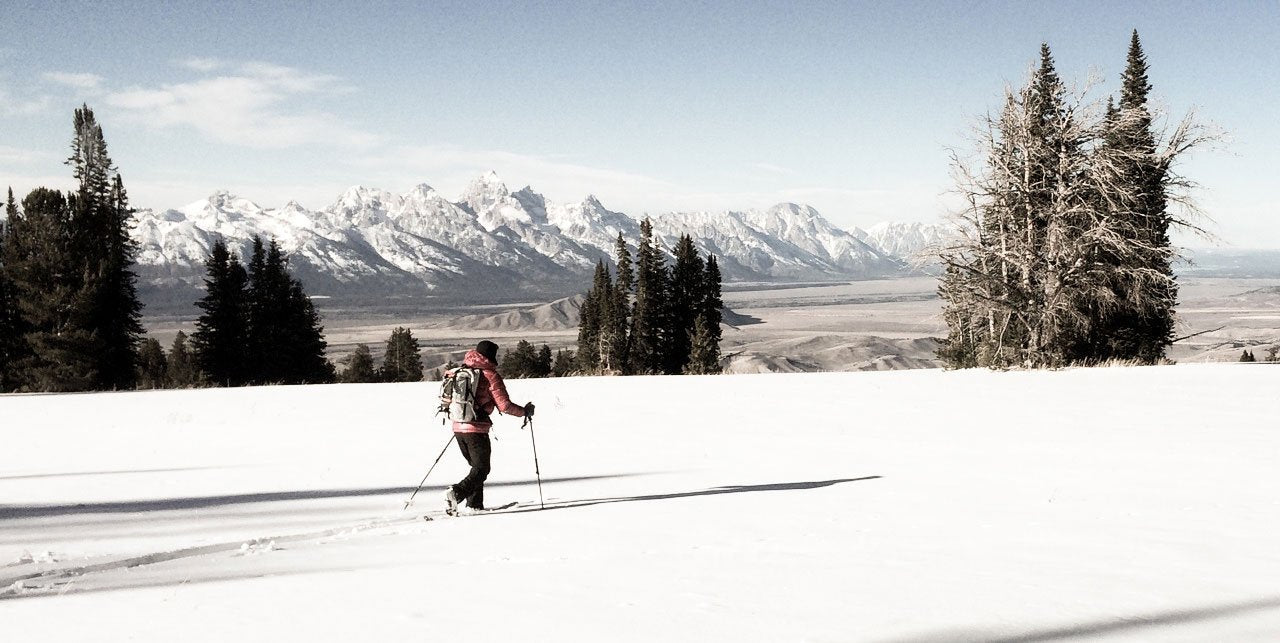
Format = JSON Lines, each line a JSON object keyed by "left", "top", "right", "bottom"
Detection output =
{"left": 444, "top": 340, "right": 534, "bottom": 515}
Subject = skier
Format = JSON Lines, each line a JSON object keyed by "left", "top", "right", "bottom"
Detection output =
{"left": 444, "top": 340, "right": 535, "bottom": 515}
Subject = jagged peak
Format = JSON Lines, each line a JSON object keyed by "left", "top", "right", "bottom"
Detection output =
{"left": 202, "top": 190, "right": 263, "bottom": 212}
{"left": 463, "top": 171, "right": 509, "bottom": 197}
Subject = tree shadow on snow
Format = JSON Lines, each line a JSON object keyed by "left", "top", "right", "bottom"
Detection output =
{"left": 0, "top": 474, "right": 642, "bottom": 520}
{"left": 504, "top": 477, "right": 882, "bottom": 514}
{"left": 885, "top": 595, "right": 1280, "bottom": 642}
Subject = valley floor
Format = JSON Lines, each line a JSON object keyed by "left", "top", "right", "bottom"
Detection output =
{"left": 2, "top": 364, "right": 1279, "bottom": 641}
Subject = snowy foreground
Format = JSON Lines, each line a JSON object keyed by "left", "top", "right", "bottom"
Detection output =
{"left": 2, "top": 365, "right": 1279, "bottom": 642}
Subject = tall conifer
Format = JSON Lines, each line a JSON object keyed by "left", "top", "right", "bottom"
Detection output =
{"left": 664, "top": 234, "right": 704, "bottom": 374}
{"left": 192, "top": 239, "right": 250, "bottom": 386}
{"left": 0, "top": 189, "right": 20, "bottom": 391}
{"left": 629, "top": 218, "right": 667, "bottom": 374}
{"left": 1109, "top": 30, "right": 1176, "bottom": 362}
{"left": 67, "top": 105, "right": 142, "bottom": 389}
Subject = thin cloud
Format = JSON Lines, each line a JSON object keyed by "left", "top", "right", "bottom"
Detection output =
{"left": 107, "top": 62, "right": 377, "bottom": 149}
{"left": 178, "top": 57, "right": 224, "bottom": 72}
{"left": 42, "top": 72, "right": 105, "bottom": 91}
{"left": 0, "top": 85, "right": 53, "bottom": 116}
{"left": 750, "top": 162, "right": 797, "bottom": 176}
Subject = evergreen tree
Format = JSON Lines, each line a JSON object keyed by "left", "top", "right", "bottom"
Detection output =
{"left": 552, "top": 349, "right": 575, "bottom": 377}
{"left": 501, "top": 340, "right": 539, "bottom": 378}
{"left": 1099, "top": 30, "right": 1177, "bottom": 363}
{"left": 281, "top": 279, "right": 333, "bottom": 383}
{"left": 68, "top": 106, "right": 143, "bottom": 389}
{"left": 191, "top": 239, "right": 250, "bottom": 386}
{"left": 340, "top": 343, "right": 379, "bottom": 383}
{"left": 4, "top": 188, "right": 99, "bottom": 391}
{"left": 535, "top": 343, "right": 553, "bottom": 378}
{"left": 664, "top": 234, "right": 705, "bottom": 374}
{"left": 688, "top": 255, "right": 723, "bottom": 374}
{"left": 240, "top": 237, "right": 331, "bottom": 384}
{"left": 381, "top": 327, "right": 423, "bottom": 382}
{"left": 0, "top": 188, "right": 21, "bottom": 392}
{"left": 614, "top": 232, "right": 634, "bottom": 297}
{"left": 576, "top": 262, "right": 608, "bottom": 372}
{"left": 135, "top": 338, "right": 168, "bottom": 389}
{"left": 685, "top": 312, "right": 720, "bottom": 375}
{"left": 629, "top": 217, "right": 668, "bottom": 374}
{"left": 606, "top": 234, "right": 632, "bottom": 373}
{"left": 1239, "top": 350, "right": 1256, "bottom": 363}
{"left": 166, "top": 331, "right": 200, "bottom": 387}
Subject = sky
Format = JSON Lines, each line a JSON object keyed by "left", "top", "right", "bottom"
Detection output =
{"left": 1, "top": 0, "right": 1276, "bottom": 247}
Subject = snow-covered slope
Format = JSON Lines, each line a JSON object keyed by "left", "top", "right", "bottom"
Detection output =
{"left": 853, "top": 221, "right": 948, "bottom": 263}
{"left": 2, "top": 364, "right": 1278, "bottom": 641}
{"left": 129, "top": 174, "right": 911, "bottom": 309}
{"left": 651, "top": 204, "right": 902, "bottom": 281}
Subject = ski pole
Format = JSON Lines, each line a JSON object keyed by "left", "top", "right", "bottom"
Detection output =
{"left": 403, "top": 434, "right": 455, "bottom": 510}
{"left": 525, "top": 416, "right": 545, "bottom": 510}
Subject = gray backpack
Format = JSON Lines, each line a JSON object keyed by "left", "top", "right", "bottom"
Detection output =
{"left": 438, "top": 367, "right": 480, "bottom": 422}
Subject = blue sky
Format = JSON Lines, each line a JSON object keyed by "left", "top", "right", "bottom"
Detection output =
{"left": 1, "top": 0, "right": 1276, "bottom": 246}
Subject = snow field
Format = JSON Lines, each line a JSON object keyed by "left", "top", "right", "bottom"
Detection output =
{"left": 2, "top": 364, "right": 1279, "bottom": 641}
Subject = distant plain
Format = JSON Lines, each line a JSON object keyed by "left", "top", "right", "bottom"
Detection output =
{"left": 142, "top": 275, "right": 1280, "bottom": 374}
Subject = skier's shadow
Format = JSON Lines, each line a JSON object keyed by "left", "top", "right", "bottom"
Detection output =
{"left": 508, "top": 476, "right": 882, "bottom": 513}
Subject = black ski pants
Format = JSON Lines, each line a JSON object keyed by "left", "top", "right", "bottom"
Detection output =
{"left": 452, "top": 432, "right": 491, "bottom": 509}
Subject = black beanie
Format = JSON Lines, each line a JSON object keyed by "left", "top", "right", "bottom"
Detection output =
{"left": 476, "top": 340, "right": 499, "bottom": 363}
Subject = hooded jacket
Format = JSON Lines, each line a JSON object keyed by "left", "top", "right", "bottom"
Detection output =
{"left": 452, "top": 349, "right": 525, "bottom": 434}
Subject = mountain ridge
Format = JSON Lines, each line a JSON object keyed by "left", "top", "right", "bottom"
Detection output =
{"left": 129, "top": 173, "right": 917, "bottom": 311}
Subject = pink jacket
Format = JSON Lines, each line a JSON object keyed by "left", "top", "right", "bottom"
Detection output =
{"left": 452, "top": 349, "right": 525, "bottom": 434}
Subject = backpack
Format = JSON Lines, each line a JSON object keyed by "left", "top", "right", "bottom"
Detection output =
{"left": 438, "top": 367, "right": 481, "bottom": 422}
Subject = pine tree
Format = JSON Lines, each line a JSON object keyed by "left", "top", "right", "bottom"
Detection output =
{"left": 576, "top": 262, "right": 607, "bottom": 372}
{"left": 685, "top": 312, "right": 720, "bottom": 375}
{"left": 1102, "top": 30, "right": 1177, "bottom": 363}
{"left": 166, "top": 331, "right": 201, "bottom": 387}
{"left": 535, "top": 344, "right": 553, "bottom": 378}
{"left": 192, "top": 239, "right": 250, "bottom": 386}
{"left": 501, "top": 340, "right": 539, "bottom": 378}
{"left": 135, "top": 338, "right": 168, "bottom": 389}
{"left": 340, "top": 344, "right": 379, "bottom": 383}
{"left": 0, "top": 188, "right": 21, "bottom": 392}
{"left": 68, "top": 106, "right": 143, "bottom": 389}
{"left": 687, "top": 254, "right": 723, "bottom": 374}
{"left": 281, "top": 279, "right": 333, "bottom": 383}
{"left": 606, "top": 234, "right": 632, "bottom": 374}
{"left": 663, "top": 234, "right": 705, "bottom": 374}
{"left": 1239, "top": 350, "right": 1256, "bottom": 363}
{"left": 4, "top": 188, "right": 100, "bottom": 391}
{"left": 629, "top": 217, "right": 668, "bottom": 374}
{"left": 552, "top": 349, "right": 575, "bottom": 377}
{"left": 381, "top": 327, "right": 423, "bottom": 382}
{"left": 615, "top": 232, "right": 634, "bottom": 297}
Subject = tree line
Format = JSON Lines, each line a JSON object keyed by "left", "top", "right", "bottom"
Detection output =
{"left": 0, "top": 104, "right": 334, "bottom": 392}
{"left": 0, "top": 105, "right": 144, "bottom": 392}
{"left": 575, "top": 221, "right": 723, "bottom": 375}
{"left": 938, "top": 32, "right": 1211, "bottom": 369}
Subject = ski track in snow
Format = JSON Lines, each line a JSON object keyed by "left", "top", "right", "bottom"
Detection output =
{"left": 3, "top": 365, "right": 1280, "bottom": 642}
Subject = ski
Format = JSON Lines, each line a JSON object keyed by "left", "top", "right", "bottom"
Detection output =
{"left": 425, "top": 501, "right": 522, "bottom": 521}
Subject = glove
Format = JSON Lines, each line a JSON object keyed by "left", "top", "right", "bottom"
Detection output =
{"left": 524, "top": 402, "right": 536, "bottom": 417}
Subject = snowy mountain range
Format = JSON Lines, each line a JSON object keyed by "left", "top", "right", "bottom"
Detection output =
{"left": 129, "top": 172, "right": 937, "bottom": 309}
